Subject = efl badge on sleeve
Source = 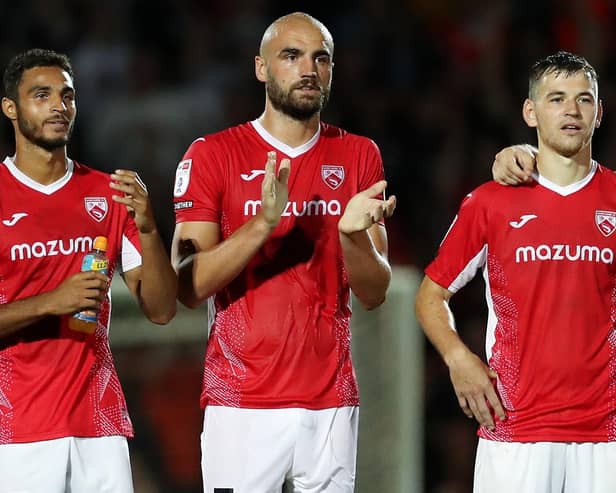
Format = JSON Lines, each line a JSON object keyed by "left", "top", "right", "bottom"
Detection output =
{"left": 174, "top": 159, "right": 192, "bottom": 197}
{"left": 321, "top": 164, "right": 345, "bottom": 190}
{"left": 84, "top": 197, "right": 108, "bottom": 222}
{"left": 595, "top": 210, "right": 616, "bottom": 237}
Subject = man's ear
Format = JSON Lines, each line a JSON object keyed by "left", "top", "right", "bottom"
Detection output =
{"left": 523, "top": 98, "right": 537, "bottom": 128}
{"left": 2, "top": 97, "right": 17, "bottom": 121}
{"left": 255, "top": 56, "right": 267, "bottom": 83}
{"left": 596, "top": 99, "right": 603, "bottom": 128}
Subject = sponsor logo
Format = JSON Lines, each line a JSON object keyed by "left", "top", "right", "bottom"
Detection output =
{"left": 10, "top": 236, "right": 94, "bottom": 261}
{"left": 515, "top": 244, "right": 614, "bottom": 264}
{"left": 243, "top": 199, "right": 341, "bottom": 217}
{"left": 174, "top": 159, "right": 192, "bottom": 197}
{"left": 321, "top": 165, "right": 345, "bottom": 190}
{"left": 84, "top": 197, "right": 108, "bottom": 222}
{"left": 596, "top": 210, "right": 616, "bottom": 237}
{"left": 510, "top": 214, "right": 538, "bottom": 229}
{"left": 174, "top": 201, "right": 193, "bottom": 210}
{"left": 240, "top": 170, "right": 266, "bottom": 181}
{"left": 2, "top": 212, "right": 28, "bottom": 227}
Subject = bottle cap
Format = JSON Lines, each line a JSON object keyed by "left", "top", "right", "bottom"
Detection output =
{"left": 93, "top": 236, "right": 108, "bottom": 251}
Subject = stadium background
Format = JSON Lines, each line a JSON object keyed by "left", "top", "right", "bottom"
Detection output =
{"left": 1, "top": 1, "right": 615, "bottom": 491}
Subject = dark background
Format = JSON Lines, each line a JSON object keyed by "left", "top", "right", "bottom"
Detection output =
{"left": 2, "top": 1, "right": 615, "bottom": 491}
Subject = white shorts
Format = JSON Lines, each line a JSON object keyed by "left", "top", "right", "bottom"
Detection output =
{"left": 201, "top": 406, "right": 359, "bottom": 493}
{"left": 0, "top": 436, "right": 133, "bottom": 493}
{"left": 474, "top": 438, "right": 616, "bottom": 493}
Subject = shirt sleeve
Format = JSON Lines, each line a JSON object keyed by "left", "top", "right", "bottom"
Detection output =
{"left": 358, "top": 138, "right": 386, "bottom": 192}
{"left": 425, "top": 188, "right": 489, "bottom": 293}
{"left": 356, "top": 138, "right": 387, "bottom": 226}
{"left": 119, "top": 216, "right": 142, "bottom": 273}
{"left": 173, "top": 137, "right": 224, "bottom": 224}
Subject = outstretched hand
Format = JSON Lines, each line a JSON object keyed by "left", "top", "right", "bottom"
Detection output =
{"left": 492, "top": 144, "right": 536, "bottom": 185}
{"left": 338, "top": 180, "right": 396, "bottom": 234}
{"left": 110, "top": 170, "right": 156, "bottom": 234}
{"left": 260, "top": 151, "right": 291, "bottom": 229}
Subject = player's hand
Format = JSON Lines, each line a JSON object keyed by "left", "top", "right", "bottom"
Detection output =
{"left": 44, "top": 271, "right": 109, "bottom": 316}
{"left": 260, "top": 151, "right": 291, "bottom": 229}
{"left": 492, "top": 144, "right": 536, "bottom": 185}
{"left": 446, "top": 347, "right": 506, "bottom": 431}
{"left": 110, "top": 170, "right": 157, "bottom": 234}
{"left": 338, "top": 180, "right": 396, "bottom": 235}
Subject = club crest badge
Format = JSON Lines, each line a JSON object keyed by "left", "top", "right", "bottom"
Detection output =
{"left": 85, "top": 197, "right": 108, "bottom": 222}
{"left": 174, "top": 159, "right": 192, "bottom": 197}
{"left": 321, "top": 165, "right": 345, "bottom": 190}
{"left": 595, "top": 210, "right": 616, "bottom": 237}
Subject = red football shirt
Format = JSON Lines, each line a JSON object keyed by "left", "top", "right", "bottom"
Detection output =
{"left": 426, "top": 162, "right": 616, "bottom": 442}
{"left": 0, "top": 157, "right": 142, "bottom": 444}
{"left": 174, "top": 120, "right": 385, "bottom": 409}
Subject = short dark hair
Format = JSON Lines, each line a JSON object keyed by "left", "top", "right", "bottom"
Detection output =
{"left": 3, "top": 48, "right": 74, "bottom": 101}
{"left": 528, "top": 51, "right": 597, "bottom": 100}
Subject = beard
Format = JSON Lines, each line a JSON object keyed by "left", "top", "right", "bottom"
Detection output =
{"left": 17, "top": 111, "right": 73, "bottom": 151}
{"left": 266, "top": 75, "right": 330, "bottom": 121}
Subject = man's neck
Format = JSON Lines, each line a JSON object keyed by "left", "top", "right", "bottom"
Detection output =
{"left": 257, "top": 105, "right": 321, "bottom": 149}
{"left": 13, "top": 138, "right": 68, "bottom": 185}
{"left": 535, "top": 145, "right": 593, "bottom": 187}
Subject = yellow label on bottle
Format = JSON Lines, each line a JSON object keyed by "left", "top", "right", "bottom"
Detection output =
{"left": 91, "top": 259, "right": 109, "bottom": 271}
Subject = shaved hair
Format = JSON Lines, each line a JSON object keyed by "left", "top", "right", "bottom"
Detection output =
{"left": 259, "top": 12, "right": 334, "bottom": 58}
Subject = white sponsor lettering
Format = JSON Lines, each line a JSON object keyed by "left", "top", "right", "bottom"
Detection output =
{"left": 243, "top": 199, "right": 341, "bottom": 217}
{"left": 515, "top": 244, "right": 614, "bottom": 264}
{"left": 11, "top": 236, "right": 94, "bottom": 261}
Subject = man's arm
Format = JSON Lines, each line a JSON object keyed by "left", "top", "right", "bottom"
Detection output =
{"left": 338, "top": 180, "right": 396, "bottom": 310}
{"left": 111, "top": 170, "right": 177, "bottom": 324}
{"left": 0, "top": 271, "right": 108, "bottom": 338}
{"left": 172, "top": 151, "right": 290, "bottom": 308}
{"left": 492, "top": 144, "right": 537, "bottom": 185}
{"left": 415, "top": 275, "right": 505, "bottom": 430}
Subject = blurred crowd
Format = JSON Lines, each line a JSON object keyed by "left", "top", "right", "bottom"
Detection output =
{"left": 2, "top": 1, "right": 616, "bottom": 491}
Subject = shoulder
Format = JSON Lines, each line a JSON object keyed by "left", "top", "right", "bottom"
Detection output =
{"left": 71, "top": 160, "right": 109, "bottom": 180}
{"left": 320, "top": 122, "right": 375, "bottom": 145}
{"left": 458, "top": 181, "right": 513, "bottom": 208}
{"left": 181, "top": 123, "right": 255, "bottom": 167}
{"left": 187, "top": 122, "right": 253, "bottom": 150}
{"left": 596, "top": 163, "right": 616, "bottom": 181}
{"left": 320, "top": 122, "right": 381, "bottom": 154}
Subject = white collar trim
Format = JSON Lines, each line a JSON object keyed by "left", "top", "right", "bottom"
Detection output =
{"left": 3, "top": 155, "right": 73, "bottom": 195}
{"left": 533, "top": 160, "right": 598, "bottom": 196}
{"left": 251, "top": 119, "right": 320, "bottom": 158}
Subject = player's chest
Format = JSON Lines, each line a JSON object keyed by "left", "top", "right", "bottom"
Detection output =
{"left": 490, "top": 195, "right": 616, "bottom": 267}
{"left": 0, "top": 188, "right": 119, "bottom": 265}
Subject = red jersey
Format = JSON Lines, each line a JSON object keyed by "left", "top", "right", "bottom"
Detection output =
{"left": 174, "top": 120, "right": 385, "bottom": 409}
{"left": 0, "top": 157, "right": 142, "bottom": 444}
{"left": 426, "top": 162, "right": 616, "bottom": 442}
